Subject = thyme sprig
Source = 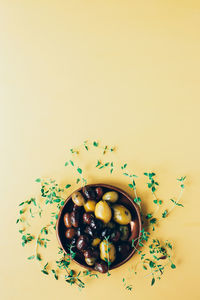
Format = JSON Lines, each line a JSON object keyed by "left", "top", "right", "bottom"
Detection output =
{"left": 69, "top": 140, "right": 115, "bottom": 156}
{"left": 122, "top": 277, "right": 133, "bottom": 291}
{"left": 16, "top": 140, "right": 187, "bottom": 292}
{"left": 121, "top": 164, "right": 141, "bottom": 208}
{"left": 104, "top": 236, "right": 111, "bottom": 277}
{"left": 65, "top": 160, "right": 87, "bottom": 186}
{"left": 56, "top": 246, "right": 98, "bottom": 290}
{"left": 144, "top": 172, "right": 162, "bottom": 217}
{"left": 163, "top": 176, "right": 186, "bottom": 217}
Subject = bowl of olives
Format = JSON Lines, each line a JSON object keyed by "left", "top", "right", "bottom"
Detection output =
{"left": 56, "top": 184, "right": 142, "bottom": 273}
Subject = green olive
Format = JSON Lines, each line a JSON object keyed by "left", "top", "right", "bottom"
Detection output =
{"left": 102, "top": 191, "right": 119, "bottom": 203}
{"left": 94, "top": 200, "right": 112, "bottom": 223}
{"left": 71, "top": 191, "right": 86, "bottom": 206}
{"left": 84, "top": 200, "right": 96, "bottom": 212}
{"left": 85, "top": 257, "right": 96, "bottom": 266}
{"left": 100, "top": 240, "right": 116, "bottom": 263}
{"left": 92, "top": 238, "right": 101, "bottom": 247}
{"left": 113, "top": 204, "right": 131, "bottom": 225}
{"left": 119, "top": 225, "right": 130, "bottom": 241}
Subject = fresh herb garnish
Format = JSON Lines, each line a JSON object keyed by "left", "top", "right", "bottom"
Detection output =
{"left": 17, "top": 140, "right": 186, "bottom": 292}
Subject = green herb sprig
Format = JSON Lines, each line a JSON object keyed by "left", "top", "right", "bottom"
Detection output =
{"left": 104, "top": 236, "right": 111, "bottom": 277}
{"left": 121, "top": 164, "right": 141, "bottom": 208}
{"left": 16, "top": 140, "right": 186, "bottom": 292}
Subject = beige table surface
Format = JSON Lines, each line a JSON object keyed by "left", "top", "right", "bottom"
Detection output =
{"left": 0, "top": 1, "right": 200, "bottom": 300}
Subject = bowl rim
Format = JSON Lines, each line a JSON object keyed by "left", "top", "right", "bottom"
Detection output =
{"left": 56, "top": 183, "right": 142, "bottom": 271}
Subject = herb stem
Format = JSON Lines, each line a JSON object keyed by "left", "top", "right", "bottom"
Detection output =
{"left": 167, "top": 187, "right": 184, "bottom": 215}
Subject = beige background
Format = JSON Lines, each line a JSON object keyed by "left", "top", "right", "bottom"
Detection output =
{"left": 1, "top": 1, "right": 200, "bottom": 299}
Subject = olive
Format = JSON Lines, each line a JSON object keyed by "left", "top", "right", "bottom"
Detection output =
{"left": 82, "top": 186, "right": 96, "bottom": 199}
{"left": 76, "top": 235, "right": 90, "bottom": 251}
{"left": 85, "top": 257, "right": 96, "bottom": 266}
{"left": 90, "top": 218, "right": 103, "bottom": 231}
{"left": 84, "top": 200, "right": 96, "bottom": 213}
{"left": 84, "top": 248, "right": 99, "bottom": 259}
{"left": 100, "top": 227, "right": 112, "bottom": 239}
{"left": 102, "top": 191, "right": 119, "bottom": 203}
{"left": 73, "top": 204, "right": 82, "bottom": 212}
{"left": 77, "top": 227, "right": 84, "bottom": 237}
{"left": 85, "top": 226, "right": 97, "bottom": 238}
{"left": 94, "top": 261, "right": 108, "bottom": 273}
{"left": 94, "top": 200, "right": 112, "bottom": 223}
{"left": 83, "top": 248, "right": 94, "bottom": 258}
{"left": 65, "top": 228, "right": 76, "bottom": 239}
{"left": 91, "top": 238, "right": 101, "bottom": 247}
{"left": 107, "top": 221, "right": 116, "bottom": 229}
{"left": 119, "top": 225, "right": 130, "bottom": 241}
{"left": 113, "top": 204, "right": 132, "bottom": 225}
{"left": 72, "top": 191, "right": 86, "bottom": 206}
{"left": 70, "top": 211, "right": 80, "bottom": 228}
{"left": 93, "top": 248, "right": 100, "bottom": 259}
{"left": 63, "top": 213, "right": 72, "bottom": 228}
{"left": 100, "top": 240, "right": 116, "bottom": 263}
{"left": 95, "top": 187, "right": 103, "bottom": 199}
{"left": 117, "top": 243, "right": 131, "bottom": 259}
{"left": 110, "top": 230, "right": 121, "bottom": 243}
{"left": 83, "top": 212, "right": 94, "bottom": 225}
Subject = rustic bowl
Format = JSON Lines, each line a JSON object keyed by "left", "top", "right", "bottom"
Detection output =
{"left": 56, "top": 183, "right": 142, "bottom": 271}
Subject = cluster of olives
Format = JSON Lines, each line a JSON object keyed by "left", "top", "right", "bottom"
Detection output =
{"left": 63, "top": 186, "right": 132, "bottom": 273}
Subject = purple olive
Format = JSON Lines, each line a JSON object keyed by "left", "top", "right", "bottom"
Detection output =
{"left": 83, "top": 247, "right": 99, "bottom": 259}
{"left": 83, "top": 212, "right": 94, "bottom": 225}
{"left": 94, "top": 261, "right": 108, "bottom": 273}
{"left": 110, "top": 230, "right": 121, "bottom": 243}
{"left": 117, "top": 243, "right": 131, "bottom": 259}
{"left": 82, "top": 186, "right": 96, "bottom": 199}
{"left": 95, "top": 187, "right": 103, "bottom": 200}
{"left": 85, "top": 226, "right": 97, "bottom": 238}
{"left": 65, "top": 228, "right": 76, "bottom": 239}
{"left": 83, "top": 249, "right": 94, "bottom": 258}
{"left": 70, "top": 211, "right": 80, "bottom": 228}
{"left": 63, "top": 213, "right": 72, "bottom": 228}
{"left": 76, "top": 235, "right": 90, "bottom": 251}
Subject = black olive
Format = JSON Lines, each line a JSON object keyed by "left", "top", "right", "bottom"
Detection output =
{"left": 94, "top": 261, "right": 108, "bottom": 273}
{"left": 83, "top": 212, "right": 94, "bottom": 225}
{"left": 76, "top": 235, "right": 90, "bottom": 251}
{"left": 85, "top": 226, "right": 97, "bottom": 238}
{"left": 77, "top": 227, "right": 84, "bottom": 237}
{"left": 90, "top": 219, "right": 103, "bottom": 231}
{"left": 93, "top": 248, "right": 100, "bottom": 259}
{"left": 72, "top": 204, "right": 82, "bottom": 212}
{"left": 117, "top": 243, "right": 131, "bottom": 259}
{"left": 82, "top": 186, "right": 96, "bottom": 199}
